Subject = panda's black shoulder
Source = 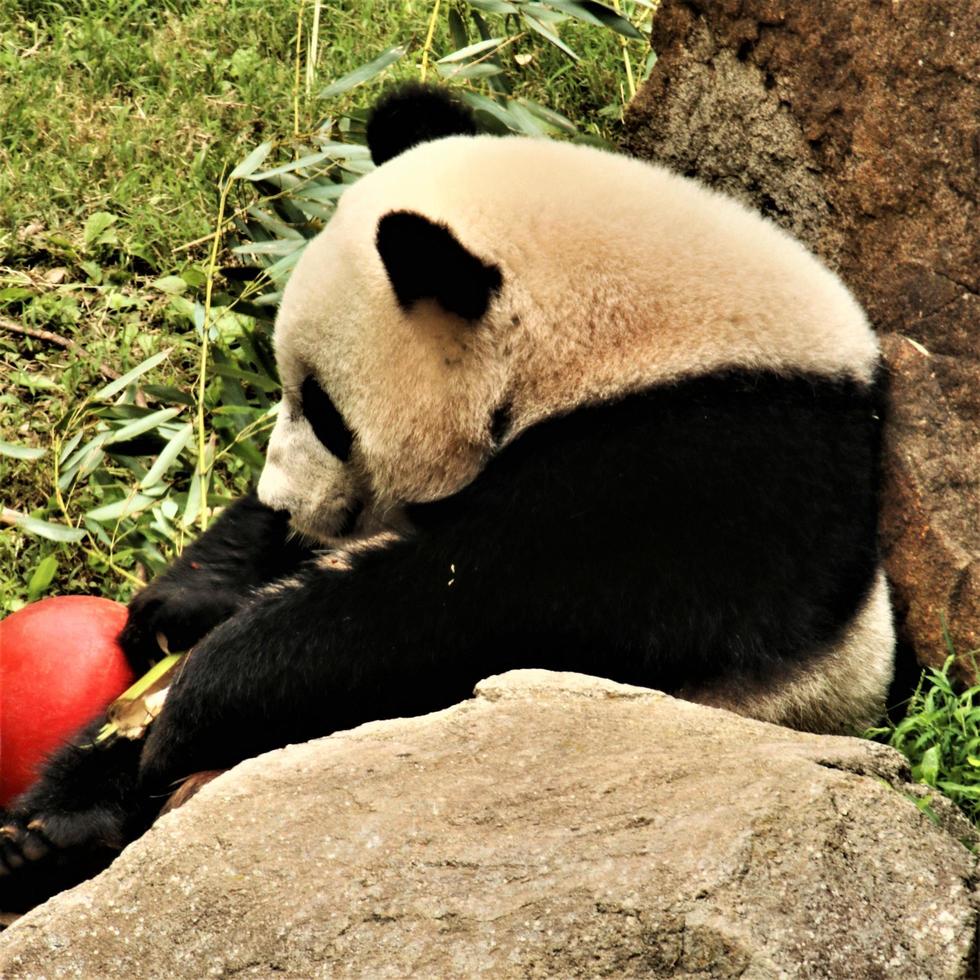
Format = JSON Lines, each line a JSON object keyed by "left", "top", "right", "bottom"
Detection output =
{"left": 366, "top": 83, "right": 477, "bottom": 166}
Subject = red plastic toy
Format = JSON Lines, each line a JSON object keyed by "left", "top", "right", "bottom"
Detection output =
{"left": 0, "top": 596, "right": 134, "bottom": 807}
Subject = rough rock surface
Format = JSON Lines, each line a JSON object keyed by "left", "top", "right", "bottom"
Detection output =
{"left": 880, "top": 333, "right": 980, "bottom": 680}
{"left": 624, "top": 0, "right": 980, "bottom": 667}
{"left": 0, "top": 671, "right": 976, "bottom": 978}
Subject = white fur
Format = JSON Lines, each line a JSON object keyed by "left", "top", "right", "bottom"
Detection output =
{"left": 261, "top": 135, "right": 878, "bottom": 533}
{"left": 684, "top": 571, "right": 896, "bottom": 734}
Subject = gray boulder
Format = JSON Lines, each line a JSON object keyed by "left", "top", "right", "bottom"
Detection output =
{"left": 0, "top": 671, "right": 976, "bottom": 978}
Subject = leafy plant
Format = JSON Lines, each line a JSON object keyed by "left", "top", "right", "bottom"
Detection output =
{"left": 870, "top": 639, "right": 980, "bottom": 824}
{"left": 227, "top": 0, "right": 656, "bottom": 306}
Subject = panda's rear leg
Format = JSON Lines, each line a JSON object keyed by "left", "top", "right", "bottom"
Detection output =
{"left": 0, "top": 808, "right": 126, "bottom": 910}
{"left": 0, "top": 815, "right": 135, "bottom": 914}
{"left": 0, "top": 717, "right": 148, "bottom": 912}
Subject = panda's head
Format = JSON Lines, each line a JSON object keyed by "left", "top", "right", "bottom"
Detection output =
{"left": 257, "top": 86, "right": 512, "bottom": 541}
{"left": 258, "top": 85, "right": 879, "bottom": 543}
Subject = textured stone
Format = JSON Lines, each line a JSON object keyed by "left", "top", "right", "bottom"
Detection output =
{"left": 880, "top": 334, "right": 980, "bottom": 676}
{"left": 0, "top": 671, "right": 976, "bottom": 978}
{"left": 624, "top": 0, "right": 980, "bottom": 668}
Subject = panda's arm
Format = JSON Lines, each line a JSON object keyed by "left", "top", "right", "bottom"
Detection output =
{"left": 137, "top": 403, "right": 641, "bottom": 791}
{"left": 119, "top": 491, "right": 315, "bottom": 671}
{"left": 136, "top": 516, "right": 559, "bottom": 793}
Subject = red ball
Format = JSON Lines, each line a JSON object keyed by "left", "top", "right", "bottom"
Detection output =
{"left": 0, "top": 596, "right": 135, "bottom": 807}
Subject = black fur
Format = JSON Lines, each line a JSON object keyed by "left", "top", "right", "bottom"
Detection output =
{"left": 490, "top": 402, "right": 513, "bottom": 446}
{"left": 366, "top": 83, "right": 477, "bottom": 166}
{"left": 1, "top": 369, "right": 883, "bottom": 908}
{"left": 376, "top": 211, "right": 503, "bottom": 321}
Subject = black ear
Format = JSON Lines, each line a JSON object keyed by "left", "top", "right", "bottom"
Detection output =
{"left": 366, "top": 84, "right": 477, "bottom": 166}
{"left": 376, "top": 211, "right": 503, "bottom": 322}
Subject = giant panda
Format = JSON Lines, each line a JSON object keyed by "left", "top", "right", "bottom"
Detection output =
{"left": 0, "top": 85, "right": 894, "bottom": 908}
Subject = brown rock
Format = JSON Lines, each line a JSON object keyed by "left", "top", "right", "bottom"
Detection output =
{"left": 624, "top": 0, "right": 980, "bottom": 667}
{"left": 0, "top": 671, "right": 976, "bottom": 978}
{"left": 881, "top": 334, "right": 980, "bottom": 674}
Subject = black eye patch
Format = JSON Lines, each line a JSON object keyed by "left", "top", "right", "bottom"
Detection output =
{"left": 300, "top": 375, "right": 354, "bottom": 462}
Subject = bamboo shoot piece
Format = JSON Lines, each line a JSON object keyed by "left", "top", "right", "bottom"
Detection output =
{"left": 95, "top": 652, "right": 184, "bottom": 743}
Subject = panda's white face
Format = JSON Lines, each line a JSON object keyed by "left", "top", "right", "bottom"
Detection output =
{"left": 258, "top": 134, "right": 880, "bottom": 543}
{"left": 256, "top": 171, "right": 512, "bottom": 541}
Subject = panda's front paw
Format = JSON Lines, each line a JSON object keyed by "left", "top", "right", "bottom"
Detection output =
{"left": 120, "top": 578, "right": 245, "bottom": 672}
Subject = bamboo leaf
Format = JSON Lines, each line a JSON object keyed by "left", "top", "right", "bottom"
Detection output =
{"left": 248, "top": 150, "right": 336, "bottom": 181}
{"left": 467, "top": 0, "right": 519, "bottom": 12}
{"left": 86, "top": 494, "right": 156, "bottom": 523}
{"left": 0, "top": 440, "right": 46, "bottom": 460}
{"left": 438, "top": 37, "right": 506, "bottom": 63}
{"left": 27, "top": 554, "right": 59, "bottom": 601}
{"left": 503, "top": 100, "right": 548, "bottom": 135}
{"left": 245, "top": 206, "right": 305, "bottom": 240}
{"left": 57, "top": 431, "right": 83, "bottom": 465}
{"left": 318, "top": 44, "right": 407, "bottom": 99}
{"left": 97, "top": 654, "right": 184, "bottom": 743}
{"left": 522, "top": 14, "right": 578, "bottom": 59}
{"left": 291, "top": 181, "right": 348, "bottom": 203}
{"left": 286, "top": 198, "right": 336, "bottom": 221}
{"left": 5, "top": 510, "right": 86, "bottom": 543}
{"left": 231, "top": 239, "right": 306, "bottom": 257}
{"left": 448, "top": 7, "right": 469, "bottom": 48}
{"left": 212, "top": 363, "right": 282, "bottom": 393}
{"left": 470, "top": 9, "right": 512, "bottom": 94}
{"left": 336, "top": 155, "right": 375, "bottom": 176}
{"left": 142, "top": 385, "right": 195, "bottom": 407}
{"left": 140, "top": 423, "right": 194, "bottom": 489}
{"left": 545, "top": 0, "right": 644, "bottom": 39}
{"left": 230, "top": 141, "right": 274, "bottom": 180}
{"left": 250, "top": 292, "right": 282, "bottom": 308}
{"left": 263, "top": 249, "right": 306, "bottom": 287}
{"left": 521, "top": 98, "right": 579, "bottom": 135}
{"left": 104, "top": 407, "right": 183, "bottom": 446}
{"left": 461, "top": 92, "right": 519, "bottom": 131}
{"left": 310, "top": 142, "right": 373, "bottom": 161}
{"left": 437, "top": 62, "right": 504, "bottom": 80}
{"left": 181, "top": 458, "right": 211, "bottom": 529}
{"left": 61, "top": 432, "right": 109, "bottom": 477}
{"left": 92, "top": 349, "right": 171, "bottom": 402}
{"left": 524, "top": 2, "right": 570, "bottom": 24}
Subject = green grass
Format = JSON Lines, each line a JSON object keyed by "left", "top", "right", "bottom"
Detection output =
{"left": 1, "top": 0, "right": 650, "bottom": 611}
{"left": 1, "top": 0, "right": 299, "bottom": 264}
{"left": 0, "top": 0, "right": 638, "bottom": 265}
